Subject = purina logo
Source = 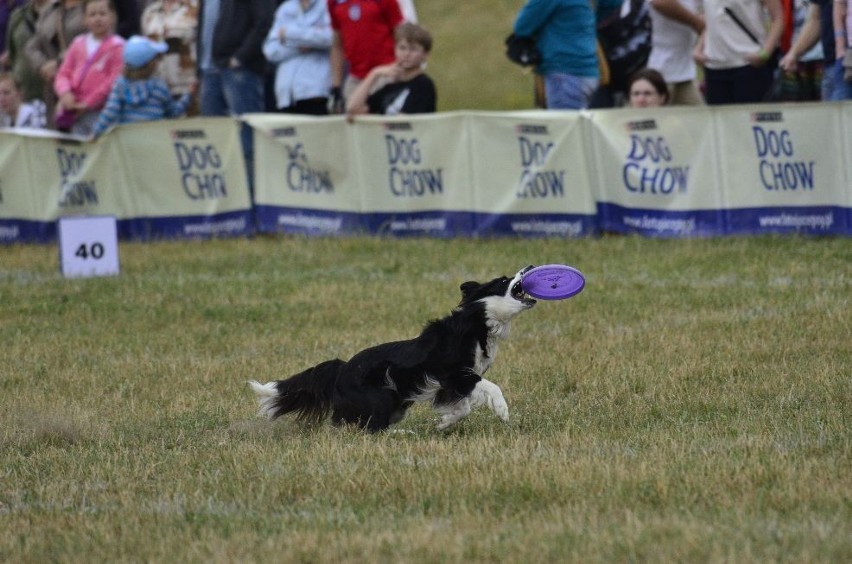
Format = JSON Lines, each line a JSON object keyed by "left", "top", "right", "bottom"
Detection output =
{"left": 626, "top": 119, "right": 657, "bottom": 132}
{"left": 171, "top": 129, "right": 206, "bottom": 140}
{"left": 272, "top": 127, "right": 297, "bottom": 138}
{"left": 751, "top": 112, "right": 783, "bottom": 123}
{"left": 515, "top": 124, "right": 548, "bottom": 135}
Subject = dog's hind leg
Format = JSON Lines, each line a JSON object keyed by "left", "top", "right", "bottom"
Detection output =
{"left": 469, "top": 378, "right": 509, "bottom": 424}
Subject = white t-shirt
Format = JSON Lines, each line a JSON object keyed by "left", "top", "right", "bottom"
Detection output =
{"left": 397, "top": 0, "right": 417, "bottom": 22}
{"left": 648, "top": 0, "right": 700, "bottom": 82}
{"left": 699, "top": 0, "right": 771, "bottom": 70}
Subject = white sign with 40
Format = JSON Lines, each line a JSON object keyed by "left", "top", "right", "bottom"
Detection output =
{"left": 58, "top": 216, "right": 120, "bottom": 278}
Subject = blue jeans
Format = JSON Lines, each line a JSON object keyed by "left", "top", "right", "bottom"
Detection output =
{"left": 200, "top": 67, "right": 265, "bottom": 192}
{"left": 544, "top": 73, "right": 599, "bottom": 110}
{"left": 823, "top": 59, "right": 852, "bottom": 101}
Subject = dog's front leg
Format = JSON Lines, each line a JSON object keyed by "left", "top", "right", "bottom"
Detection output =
{"left": 469, "top": 378, "right": 510, "bottom": 424}
{"left": 435, "top": 397, "right": 472, "bottom": 430}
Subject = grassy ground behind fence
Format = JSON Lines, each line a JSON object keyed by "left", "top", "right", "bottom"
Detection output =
{"left": 1, "top": 235, "right": 850, "bottom": 562}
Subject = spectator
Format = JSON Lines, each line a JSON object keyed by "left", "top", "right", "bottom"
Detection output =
{"left": 775, "top": 0, "right": 823, "bottom": 100}
{"left": 0, "top": 0, "right": 26, "bottom": 67}
{"left": 5, "top": 0, "right": 50, "bottom": 102}
{"left": 397, "top": 0, "right": 416, "bottom": 22}
{"left": 782, "top": 0, "right": 844, "bottom": 100}
{"left": 327, "top": 0, "right": 403, "bottom": 113}
{"left": 513, "top": 0, "right": 623, "bottom": 110}
{"left": 113, "top": 0, "right": 140, "bottom": 38}
{"left": 263, "top": 0, "right": 332, "bottom": 115}
{"left": 833, "top": 0, "right": 852, "bottom": 99}
{"left": 627, "top": 68, "right": 670, "bottom": 107}
{"left": 648, "top": 0, "right": 705, "bottom": 105}
{"left": 0, "top": 71, "right": 47, "bottom": 127}
{"left": 346, "top": 21, "right": 434, "bottom": 117}
{"left": 693, "top": 0, "right": 785, "bottom": 105}
{"left": 91, "top": 36, "right": 194, "bottom": 138}
{"left": 141, "top": 0, "right": 198, "bottom": 104}
{"left": 23, "top": 0, "right": 86, "bottom": 127}
{"left": 197, "top": 0, "right": 274, "bottom": 190}
{"left": 53, "top": 0, "right": 124, "bottom": 135}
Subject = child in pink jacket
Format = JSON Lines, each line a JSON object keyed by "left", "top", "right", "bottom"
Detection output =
{"left": 54, "top": 0, "right": 125, "bottom": 135}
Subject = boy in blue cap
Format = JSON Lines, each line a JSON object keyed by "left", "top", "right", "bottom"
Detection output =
{"left": 91, "top": 35, "right": 196, "bottom": 138}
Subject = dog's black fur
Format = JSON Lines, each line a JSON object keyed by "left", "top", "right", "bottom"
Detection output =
{"left": 249, "top": 266, "right": 536, "bottom": 432}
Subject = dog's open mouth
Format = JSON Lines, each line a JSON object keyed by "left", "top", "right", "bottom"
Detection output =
{"left": 511, "top": 280, "right": 537, "bottom": 307}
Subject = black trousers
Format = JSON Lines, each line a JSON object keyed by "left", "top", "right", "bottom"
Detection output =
{"left": 276, "top": 97, "right": 329, "bottom": 116}
{"left": 704, "top": 64, "right": 775, "bottom": 105}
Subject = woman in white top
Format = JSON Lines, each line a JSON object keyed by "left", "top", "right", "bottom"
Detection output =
{"left": 648, "top": 0, "right": 705, "bottom": 105}
{"left": 693, "top": 0, "right": 785, "bottom": 104}
{"left": 263, "top": 0, "right": 332, "bottom": 115}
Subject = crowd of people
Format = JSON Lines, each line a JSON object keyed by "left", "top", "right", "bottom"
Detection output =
{"left": 513, "top": 0, "right": 852, "bottom": 110}
{"left": 0, "top": 0, "right": 428, "bottom": 140}
{"left": 1, "top": 0, "right": 851, "bottom": 138}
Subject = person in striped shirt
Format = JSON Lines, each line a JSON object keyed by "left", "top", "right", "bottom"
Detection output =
{"left": 91, "top": 35, "right": 195, "bottom": 138}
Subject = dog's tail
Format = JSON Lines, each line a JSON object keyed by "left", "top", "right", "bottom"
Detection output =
{"left": 248, "top": 359, "right": 344, "bottom": 423}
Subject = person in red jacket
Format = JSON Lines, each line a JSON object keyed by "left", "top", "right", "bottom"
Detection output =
{"left": 326, "top": 0, "right": 403, "bottom": 112}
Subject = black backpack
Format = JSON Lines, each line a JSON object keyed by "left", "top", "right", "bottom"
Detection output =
{"left": 505, "top": 34, "right": 541, "bottom": 67}
{"left": 597, "top": 0, "right": 652, "bottom": 92}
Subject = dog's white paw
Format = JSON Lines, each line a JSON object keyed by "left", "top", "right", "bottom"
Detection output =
{"left": 473, "top": 379, "right": 510, "bottom": 423}
{"left": 490, "top": 395, "right": 510, "bottom": 423}
{"left": 436, "top": 417, "right": 455, "bottom": 431}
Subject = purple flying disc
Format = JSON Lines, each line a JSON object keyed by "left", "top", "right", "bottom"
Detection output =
{"left": 521, "top": 264, "right": 585, "bottom": 300}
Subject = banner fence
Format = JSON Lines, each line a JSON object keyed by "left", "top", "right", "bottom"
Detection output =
{"left": 2, "top": 104, "right": 850, "bottom": 244}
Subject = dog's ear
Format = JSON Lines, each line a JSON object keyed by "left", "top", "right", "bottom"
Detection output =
{"left": 459, "top": 281, "right": 481, "bottom": 302}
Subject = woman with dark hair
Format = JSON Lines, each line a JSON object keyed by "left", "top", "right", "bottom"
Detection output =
{"left": 627, "top": 67, "right": 670, "bottom": 107}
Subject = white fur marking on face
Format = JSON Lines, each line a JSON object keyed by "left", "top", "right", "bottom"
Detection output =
{"left": 480, "top": 270, "right": 529, "bottom": 328}
{"left": 248, "top": 380, "right": 279, "bottom": 419}
{"left": 481, "top": 294, "right": 525, "bottom": 327}
{"left": 470, "top": 379, "right": 509, "bottom": 423}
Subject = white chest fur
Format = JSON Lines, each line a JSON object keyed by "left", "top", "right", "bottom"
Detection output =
{"left": 473, "top": 322, "right": 510, "bottom": 375}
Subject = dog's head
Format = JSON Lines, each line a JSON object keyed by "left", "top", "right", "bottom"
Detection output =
{"left": 459, "top": 265, "right": 536, "bottom": 322}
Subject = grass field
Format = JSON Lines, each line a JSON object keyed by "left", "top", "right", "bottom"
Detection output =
{"left": 418, "top": 1, "right": 535, "bottom": 111}
{"left": 1, "top": 235, "right": 850, "bottom": 562}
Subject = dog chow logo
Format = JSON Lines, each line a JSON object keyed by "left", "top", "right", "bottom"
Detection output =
{"left": 56, "top": 143, "right": 98, "bottom": 207}
{"left": 171, "top": 129, "right": 227, "bottom": 200}
{"left": 749, "top": 113, "right": 814, "bottom": 192}
{"left": 622, "top": 131, "right": 688, "bottom": 196}
{"left": 284, "top": 141, "right": 333, "bottom": 195}
{"left": 515, "top": 124, "right": 565, "bottom": 199}
{"left": 384, "top": 125, "right": 443, "bottom": 198}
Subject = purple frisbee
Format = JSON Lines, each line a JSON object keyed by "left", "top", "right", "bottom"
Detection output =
{"left": 521, "top": 264, "right": 585, "bottom": 300}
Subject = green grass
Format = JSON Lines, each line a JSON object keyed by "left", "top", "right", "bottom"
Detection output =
{"left": 1, "top": 236, "right": 850, "bottom": 562}
{"left": 419, "top": 1, "right": 535, "bottom": 111}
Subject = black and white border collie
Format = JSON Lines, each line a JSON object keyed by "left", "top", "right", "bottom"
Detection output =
{"left": 248, "top": 266, "right": 536, "bottom": 432}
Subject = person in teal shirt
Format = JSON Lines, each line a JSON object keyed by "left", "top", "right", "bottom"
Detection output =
{"left": 514, "top": 0, "right": 622, "bottom": 109}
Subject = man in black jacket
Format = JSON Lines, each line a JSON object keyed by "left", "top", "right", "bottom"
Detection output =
{"left": 198, "top": 0, "right": 275, "bottom": 191}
